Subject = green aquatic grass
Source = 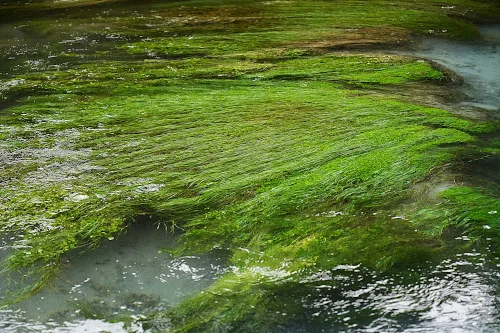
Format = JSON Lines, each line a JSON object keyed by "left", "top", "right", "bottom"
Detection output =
{"left": 411, "top": 186, "right": 500, "bottom": 241}
{"left": 0, "top": 0, "right": 499, "bottom": 330}
{"left": 1, "top": 76, "right": 495, "bottom": 300}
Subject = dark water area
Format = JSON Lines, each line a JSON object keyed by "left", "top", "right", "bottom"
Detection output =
{"left": 0, "top": 2, "right": 146, "bottom": 82}
{"left": 284, "top": 251, "right": 500, "bottom": 333}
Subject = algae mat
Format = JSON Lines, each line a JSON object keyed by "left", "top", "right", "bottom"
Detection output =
{"left": 0, "top": 0, "right": 499, "bottom": 332}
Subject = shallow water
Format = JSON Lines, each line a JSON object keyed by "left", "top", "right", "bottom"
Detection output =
{"left": 412, "top": 25, "right": 500, "bottom": 113}
{"left": 2, "top": 235, "right": 499, "bottom": 332}
{"left": 0, "top": 222, "right": 228, "bottom": 332}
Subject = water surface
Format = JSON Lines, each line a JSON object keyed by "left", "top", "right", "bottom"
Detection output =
{"left": 412, "top": 25, "right": 500, "bottom": 113}
{"left": 287, "top": 248, "right": 500, "bottom": 333}
{"left": 0, "top": 222, "right": 228, "bottom": 332}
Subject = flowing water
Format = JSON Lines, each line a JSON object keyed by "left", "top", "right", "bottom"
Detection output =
{"left": 411, "top": 25, "right": 500, "bottom": 115}
{"left": 1, "top": 234, "right": 499, "bottom": 332}
{"left": 0, "top": 3, "right": 499, "bottom": 332}
{"left": 285, "top": 248, "right": 500, "bottom": 333}
{"left": 0, "top": 222, "right": 229, "bottom": 332}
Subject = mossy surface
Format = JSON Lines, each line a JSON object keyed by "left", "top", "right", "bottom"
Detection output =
{"left": 0, "top": 0, "right": 499, "bottom": 331}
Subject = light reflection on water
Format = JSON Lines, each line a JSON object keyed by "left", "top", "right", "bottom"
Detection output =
{"left": 0, "top": 222, "right": 229, "bottom": 332}
{"left": 1, "top": 246, "right": 498, "bottom": 332}
{"left": 0, "top": 315, "right": 131, "bottom": 333}
{"left": 286, "top": 250, "right": 499, "bottom": 333}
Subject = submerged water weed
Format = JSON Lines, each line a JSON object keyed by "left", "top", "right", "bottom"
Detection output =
{"left": 0, "top": 0, "right": 499, "bottom": 330}
{"left": 410, "top": 186, "right": 499, "bottom": 243}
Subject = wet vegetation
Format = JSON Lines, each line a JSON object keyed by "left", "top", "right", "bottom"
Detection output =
{"left": 0, "top": 0, "right": 499, "bottom": 331}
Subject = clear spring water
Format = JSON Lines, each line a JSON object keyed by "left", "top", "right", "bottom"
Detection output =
{"left": 412, "top": 25, "right": 500, "bottom": 113}
{"left": 0, "top": 222, "right": 229, "bottom": 332}
{"left": 1, "top": 234, "right": 499, "bottom": 332}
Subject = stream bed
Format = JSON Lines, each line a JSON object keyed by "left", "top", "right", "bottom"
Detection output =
{"left": 0, "top": 2, "right": 499, "bottom": 332}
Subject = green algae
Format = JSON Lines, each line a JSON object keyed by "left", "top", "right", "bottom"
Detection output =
{"left": 0, "top": 0, "right": 499, "bottom": 330}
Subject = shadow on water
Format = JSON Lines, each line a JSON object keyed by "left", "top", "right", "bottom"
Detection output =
{"left": 0, "top": 220, "right": 230, "bottom": 332}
